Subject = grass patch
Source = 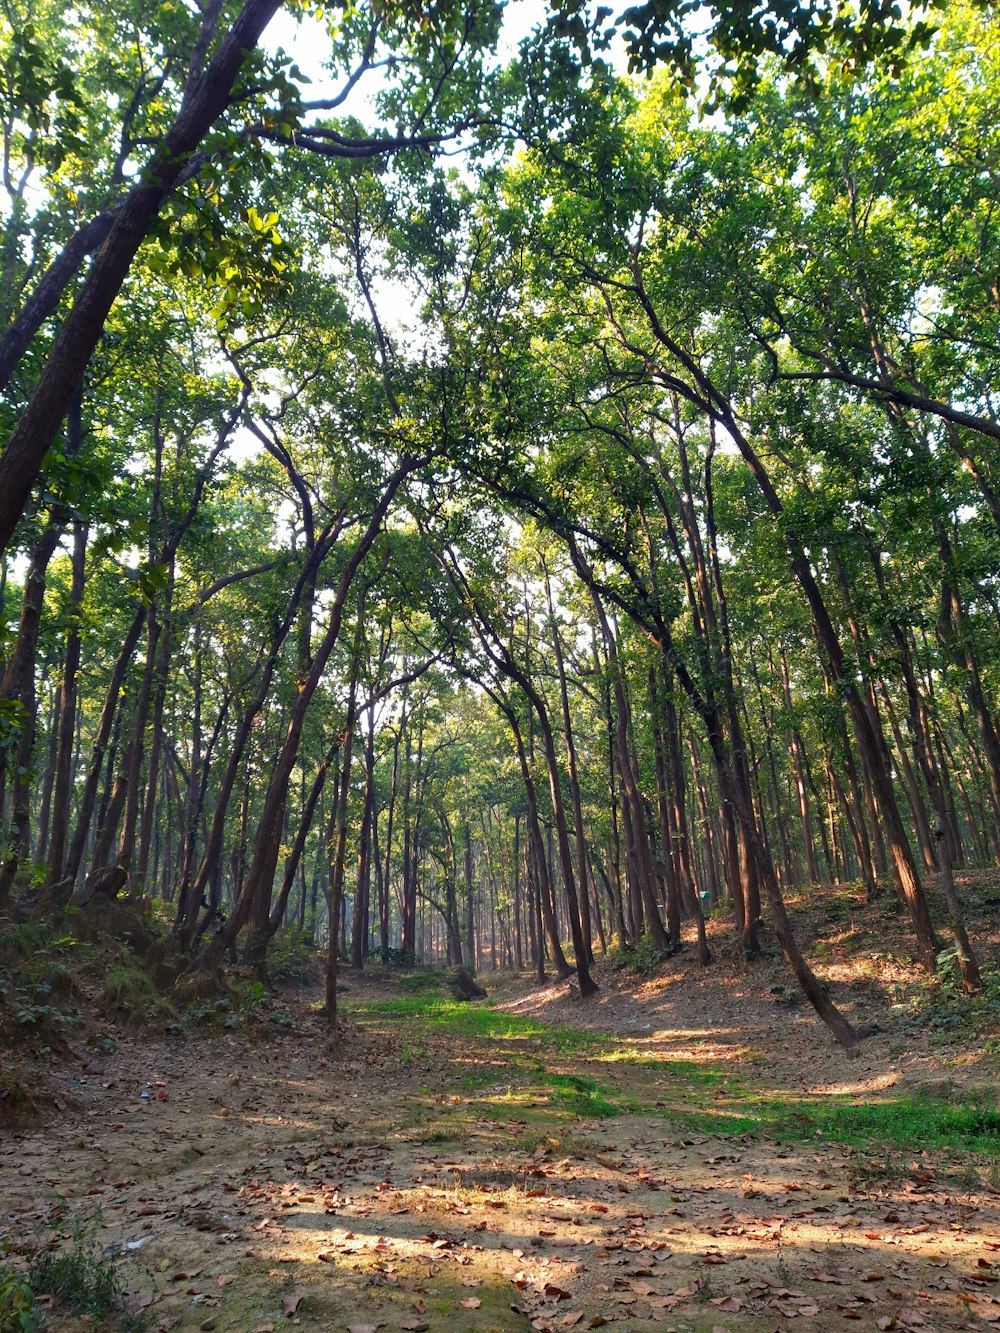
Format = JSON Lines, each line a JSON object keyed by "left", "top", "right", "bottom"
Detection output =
{"left": 804, "top": 1092, "right": 1000, "bottom": 1154}
{"left": 398, "top": 968, "right": 449, "bottom": 994}
{"left": 363, "top": 985, "right": 999, "bottom": 1163}
{"left": 352, "top": 995, "right": 608, "bottom": 1054}
{"left": 644, "top": 1087, "right": 1000, "bottom": 1157}
{"left": 545, "top": 1071, "right": 622, "bottom": 1118}
{"left": 24, "top": 1224, "right": 145, "bottom": 1331}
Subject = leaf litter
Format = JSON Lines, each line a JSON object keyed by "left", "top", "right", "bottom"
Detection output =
{"left": 0, "top": 965, "right": 997, "bottom": 1331}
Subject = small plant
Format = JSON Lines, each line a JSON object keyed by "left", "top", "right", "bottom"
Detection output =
{"left": 606, "top": 935, "right": 663, "bottom": 976}
{"left": 27, "top": 1223, "right": 142, "bottom": 1328}
{"left": 0, "top": 1262, "right": 38, "bottom": 1333}
{"left": 104, "top": 962, "right": 155, "bottom": 1011}
{"left": 13, "top": 982, "right": 83, "bottom": 1032}
{"left": 268, "top": 929, "right": 320, "bottom": 985}
{"left": 894, "top": 965, "right": 1000, "bottom": 1047}
{"left": 187, "top": 996, "right": 232, "bottom": 1025}
{"left": 232, "top": 978, "right": 268, "bottom": 1009}
{"left": 380, "top": 945, "right": 418, "bottom": 967}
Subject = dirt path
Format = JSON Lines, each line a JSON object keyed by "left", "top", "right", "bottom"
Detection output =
{"left": 1, "top": 965, "right": 998, "bottom": 1333}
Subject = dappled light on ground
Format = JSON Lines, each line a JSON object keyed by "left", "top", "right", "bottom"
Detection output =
{"left": 1, "top": 965, "right": 998, "bottom": 1331}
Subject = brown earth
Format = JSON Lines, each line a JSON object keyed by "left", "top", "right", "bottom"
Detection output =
{"left": 0, "top": 877, "right": 998, "bottom": 1333}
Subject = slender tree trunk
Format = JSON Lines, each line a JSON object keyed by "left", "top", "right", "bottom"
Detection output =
{"left": 0, "top": 522, "right": 61, "bottom": 905}
{"left": 192, "top": 456, "right": 419, "bottom": 973}
{"left": 46, "top": 520, "right": 87, "bottom": 887}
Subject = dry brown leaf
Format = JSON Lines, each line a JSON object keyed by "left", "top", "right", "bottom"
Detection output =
{"left": 544, "top": 1282, "right": 572, "bottom": 1301}
{"left": 710, "top": 1296, "right": 742, "bottom": 1313}
{"left": 898, "top": 1309, "right": 925, "bottom": 1327}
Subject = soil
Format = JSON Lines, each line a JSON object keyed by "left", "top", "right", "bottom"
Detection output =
{"left": 1, "top": 879, "right": 998, "bottom": 1333}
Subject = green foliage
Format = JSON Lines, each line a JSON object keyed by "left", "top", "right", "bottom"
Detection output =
{"left": 606, "top": 936, "right": 664, "bottom": 975}
{"left": 102, "top": 962, "right": 155, "bottom": 1013}
{"left": 268, "top": 929, "right": 320, "bottom": 986}
{"left": 0, "top": 1263, "right": 37, "bottom": 1333}
{"left": 892, "top": 967, "right": 1000, "bottom": 1050}
{"left": 26, "top": 1224, "right": 139, "bottom": 1328}
{"left": 545, "top": 1071, "right": 622, "bottom": 1119}
{"left": 0, "top": 926, "right": 85, "bottom": 1036}
{"left": 380, "top": 946, "right": 419, "bottom": 968}
{"left": 398, "top": 967, "right": 447, "bottom": 992}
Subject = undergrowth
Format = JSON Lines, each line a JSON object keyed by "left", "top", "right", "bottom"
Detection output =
{"left": 892, "top": 963, "right": 1000, "bottom": 1057}
{"left": 0, "top": 1262, "right": 36, "bottom": 1333}
{"left": 606, "top": 936, "right": 664, "bottom": 975}
{"left": 0, "top": 1223, "right": 145, "bottom": 1332}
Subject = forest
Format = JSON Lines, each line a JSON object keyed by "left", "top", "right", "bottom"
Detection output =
{"left": 1, "top": 1, "right": 999, "bottom": 1331}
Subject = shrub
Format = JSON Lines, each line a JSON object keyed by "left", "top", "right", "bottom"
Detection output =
{"left": 606, "top": 935, "right": 663, "bottom": 976}
{"left": 0, "top": 1263, "right": 37, "bottom": 1333}
{"left": 29, "top": 1235, "right": 118, "bottom": 1319}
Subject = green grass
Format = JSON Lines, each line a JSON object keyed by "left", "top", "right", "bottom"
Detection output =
{"left": 803, "top": 1092, "right": 1000, "bottom": 1154}
{"left": 352, "top": 995, "right": 608, "bottom": 1054}
{"left": 545, "top": 1072, "right": 622, "bottom": 1118}
{"left": 358, "top": 988, "right": 1000, "bottom": 1160}
{"left": 646, "top": 1089, "right": 1000, "bottom": 1156}
{"left": 398, "top": 968, "right": 449, "bottom": 994}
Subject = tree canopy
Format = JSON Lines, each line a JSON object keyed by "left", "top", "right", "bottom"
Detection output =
{"left": 0, "top": 0, "right": 998, "bottom": 1048}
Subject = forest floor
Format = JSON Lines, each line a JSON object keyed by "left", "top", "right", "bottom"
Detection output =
{"left": 1, "top": 878, "right": 999, "bottom": 1333}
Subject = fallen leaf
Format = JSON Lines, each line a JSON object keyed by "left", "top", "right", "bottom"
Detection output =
{"left": 282, "top": 1293, "right": 303, "bottom": 1317}
{"left": 460, "top": 1298, "right": 481, "bottom": 1309}
{"left": 543, "top": 1283, "right": 571, "bottom": 1301}
{"left": 710, "top": 1297, "right": 742, "bottom": 1313}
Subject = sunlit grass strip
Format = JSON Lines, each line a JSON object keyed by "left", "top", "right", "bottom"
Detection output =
{"left": 649, "top": 1091, "right": 1000, "bottom": 1155}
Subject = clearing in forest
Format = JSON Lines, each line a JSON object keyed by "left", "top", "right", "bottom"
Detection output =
{"left": 1, "top": 942, "right": 999, "bottom": 1333}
